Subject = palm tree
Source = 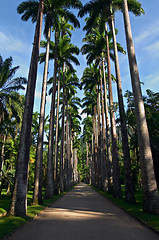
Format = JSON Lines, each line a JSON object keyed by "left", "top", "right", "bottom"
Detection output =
{"left": 122, "top": 0, "right": 159, "bottom": 214}
{"left": 105, "top": 23, "right": 122, "bottom": 198}
{"left": 53, "top": 69, "right": 61, "bottom": 194}
{"left": 58, "top": 44, "right": 80, "bottom": 192}
{"left": 65, "top": 84, "right": 81, "bottom": 187}
{"left": 79, "top": 0, "right": 144, "bottom": 201}
{"left": 81, "top": 25, "right": 123, "bottom": 197}
{"left": 45, "top": 35, "right": 80, "bottom": 193}
{"left": 0, "top": 56, "right": 26, "bottom": 192}
{"left": 106, "top": 0, "right": 144, "bottom": 203}
{"left": 45, "top": 2, "right": 81, "bottom": 198}
{"left": 0, "top": 56, "right": 27, "bottom": 124}
{"left": 15, "top": 0, "right": 46, "bottom": 205}
{"left": 82, "top": 116, "right": 93, "bottom": 184}
{"left": 81, "top": 65, "right": 100, "bottom": 187}
{"left": 101, "top": 58, "right": 112, "bottom": 192}
{"left": 8, "top": 0, "right": 44, "bottom": 216}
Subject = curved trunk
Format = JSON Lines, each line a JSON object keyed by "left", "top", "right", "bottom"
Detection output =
{"left": 102, "top": 58, "right": 112, "bottom": 192}
{"left": 53, "top": 72, "right": 60, "bottom": 194}
{"left": 33, "top": 25, "right": 51, "bottom": 205}
{"left": 105, "top": 23, "right": 122, "bottom": 198}
{"left": 59, "top": 63, "right": 66, "bottom": 193}
{"left": 110, "top": 15, "right": 135, "bottom": 203}
{"left": 46, "top": 31, "right": 58, "bottom": 199}
{"left": 122, "top": 0, "right": 159, "bottom": 213}
{"left": 8, "top": 0, "right": 44, "bottom": 216}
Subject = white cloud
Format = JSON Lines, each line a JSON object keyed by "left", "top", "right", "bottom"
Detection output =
{"left": 145, "top": 41, "right": 159, "bottom": 58}
{"left": 144, "top": 73, "right": 159, "bottom": 86}
{"left": 0, "top": 31, "right": 31, "bottom": 55}
{"left": 134, "top": 20, "right": 159, "bottom": 44}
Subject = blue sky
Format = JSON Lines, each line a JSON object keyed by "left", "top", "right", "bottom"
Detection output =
{"left": 0, "top": 0, "right": 159, "bottom": 118}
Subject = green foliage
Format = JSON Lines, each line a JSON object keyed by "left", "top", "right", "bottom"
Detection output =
{"left": 124, "top": 89, "right": 159, "bottom": 187}
{"left": 77, "top": 141, "right": 88, "bottom": 181}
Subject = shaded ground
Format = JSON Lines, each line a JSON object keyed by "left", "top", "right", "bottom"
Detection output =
{"left": 6, "top": 183, "right": 159, "bottom": 240}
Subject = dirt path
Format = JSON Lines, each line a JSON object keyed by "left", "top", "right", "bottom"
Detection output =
{"left": 6, "top": 183, "right": 159, "bottom": 240}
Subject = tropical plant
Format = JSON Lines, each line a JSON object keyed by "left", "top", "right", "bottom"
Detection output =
{"left": 8, "top": 0, "right": 44, "bottom": 216}
{"left": 122, "top": 0, "right": 159, "bottom": 214}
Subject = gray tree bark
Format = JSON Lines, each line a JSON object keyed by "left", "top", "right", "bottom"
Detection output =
{"left": 59, "top": 63, "right": 66, "bottom": 193}
{"left": 8, "top": 0, "right": 44, "bottom": 216}
{"left": 46, "top": 31, "right": 58, "bottom": 199}
{"left": 122, "top": 0, "right": 159, "bottom": 214}
{"left": 102, "top": 58, "right": 112, "bottom": 192}
{"left": 110, "top": 15, "right": 135, "bottom": 203}
{"left": 105, "top": 23, "right": 122, "bottom": 198}
{"left": 54, "top": 71, "right": 60, "bottom": 194}
{"left": 33, "top": 25, "right": 51, "bottom": 205}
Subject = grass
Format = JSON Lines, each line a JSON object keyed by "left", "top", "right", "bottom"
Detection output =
{"left": 0, "top": 188, "right": 71, "bottom": 239}
{"left": 91, "top": 185, "right": 159, "bottom": 233}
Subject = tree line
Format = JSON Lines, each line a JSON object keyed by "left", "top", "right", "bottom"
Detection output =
{"left": 0, "top": 0, "right": 159, "bottom": 218}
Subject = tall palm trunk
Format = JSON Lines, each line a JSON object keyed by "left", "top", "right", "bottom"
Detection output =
{"left": 91, "top": 133, "right": 94, "bottom": 185}
{"left": 86, "top": 142, "right": 89, "bottom": 183}
{"left": 0, "top": 134, "right": 6, "bottom": 196}
{"left": 89, "top": 140, "right": 93, "bottom": 185}
{"left": 67, "top": 117, "right": 71, "bottom": 188}
{"left": 122, "top": 0, "right": 159, "bottom": 213}
{"left": 105, "top": 23, "right": 122, "bottom": 198}
{"left": 69, "top": 119, "right": 73, "bottom": 187}
{"left": 54, "top": 71, "right": 60, "bottom": 194}
{"left": 73, "top": 133, "right": 78, "bottom": 184}
{"left": 93, "top": 105, "right": 98, "bottom": 187}
{"left": 102, "top": 58, "right": 112, "bottom": 192}
{"left": 97, "top": 89, "right": 102, "bottom": 189}
{"left": 8, "top": 0, "right": 44, "bottom": 216}
{"left": 65, "top": 103, "right": 69, "bottom": 189}
{"left": 92, "top": 114, "right": 96, "bottom": 186}
{"left": 59, "top": 63, "right": 66, "bottom": 193}
{"left": 33, "top": 25, "right": 51, "bottom": 205}
{"left": 110, "top": 15, "right": 135, "bottom": 203}
{"left": 46, "top": 31, "right": 58, "bottom": 199}
{"left": 99, "top": 64, "right": 107, "bottom": 191}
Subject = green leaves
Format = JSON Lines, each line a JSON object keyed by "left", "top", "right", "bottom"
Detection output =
{"left": 17, "top": 0, "right": 39, "bottom": 23}
{"left": 0, "top": 56, "right": 26, "bottom": 125}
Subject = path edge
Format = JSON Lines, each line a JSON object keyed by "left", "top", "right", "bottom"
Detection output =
{"left": 89, "top": 184, "right": 159, "bottom": 236}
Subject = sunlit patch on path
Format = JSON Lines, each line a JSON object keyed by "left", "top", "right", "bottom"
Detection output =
{"left": 6, "top": 183, "right": 159, "bottom": 240}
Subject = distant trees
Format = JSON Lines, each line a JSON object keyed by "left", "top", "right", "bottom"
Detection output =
{"left": 0, "top": 55, "right": 26, "bottom": 196}
{"left": 1, "top": 0, "right": 159, "bottom": 218}
{"left": 79, "top": 0, "right": 159, "bottom": 214}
